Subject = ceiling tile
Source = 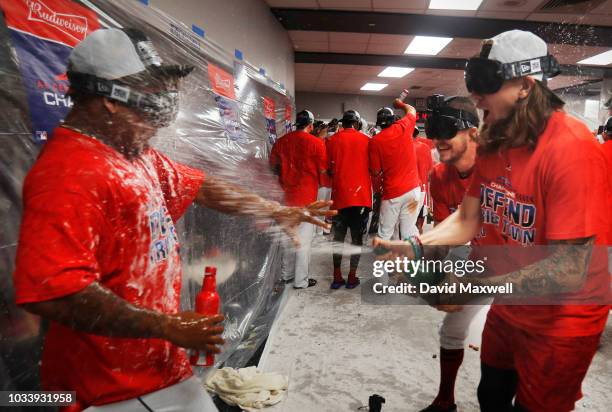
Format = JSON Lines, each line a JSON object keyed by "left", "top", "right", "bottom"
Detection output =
{"left": 351, "top": 65, "right": 386, "bottom": 75}
{"left": 289, "top": 30, "right": 329, "bottom": 42}
{"left": 293, "top": 41, "right": 329, "bottom": 52}
{"left": 318, "top": 0, "right": 372, "bottom": 9}
{"left": 365, "top": 42, "right": 408, "bottom": 54}
{"left": 372, "top": 0, "right": 428, "bottom": 11}
{"left": 321, "top": 64, "right": 355, "bottom": 74}
{"left": 329, "top": 32, "right": 371, "bottom": 43}
{"left": 479, "top": 0, "right": 543, "bottom": 13}
{"left": 329, "top": 42, "right": 369, "bottom": 53}
{"left": 368, "top": 33, "right": 413, "bottom": 44}
{"left": 425, "top": 9, "right": 478, "bottom": 17}
{"left": 549, "top": 43, "right": 610, "bottom": 64}
{"left": 295, "top": 63, "right": 324, "bottom": 73}
{"left": 475, "top": 10, "right": 530, "bottom": 19}
{"left": 437, "top": 38, "right": 481, "bottom": 58}
{"left": 590, "top": 0, "right": 612, "bottom": 14}
{"left": 264, "top": 0, "right": 319, "bottom": 8}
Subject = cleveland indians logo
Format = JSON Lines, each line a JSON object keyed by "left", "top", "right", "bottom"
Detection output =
{"left": 26, "top": 0, "right": 88, "bottom": 43}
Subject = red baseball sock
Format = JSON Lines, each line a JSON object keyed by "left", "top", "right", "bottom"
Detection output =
{"left": 333, "top": 268, "right": 343, "bottom": 282}
{"left": 347, "top": 268, "right": 358, "bottom": 283}
{"left": 432, "top": 347, "right": 464, "bottom": 408}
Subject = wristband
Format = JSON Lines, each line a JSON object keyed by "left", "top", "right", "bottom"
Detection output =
{"left": 404, "top": 236, "right": 421, "bottom": 260}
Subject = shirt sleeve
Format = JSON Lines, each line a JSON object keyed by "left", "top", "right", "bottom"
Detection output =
{"left": 543, "top": 142, "right": 608, "bottom": 240}
{"left": 429, "top": 171, "right": 450, "bottom": 222}
{"left": 369, "top": 139, "right": 383, "bottom": 193}
{"left": 467, "top": 157, "right": 484, "bottom": 199}
{"left": 151, "top": 150, "right": 205, "bottom": 223}
{"left": 14, "top": 190, "right": 104, "bottom": 304}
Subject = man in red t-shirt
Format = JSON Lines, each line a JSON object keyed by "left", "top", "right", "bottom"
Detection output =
{"left": 270, "top": 110, "right": 328, "bottom": 289}
{"left": 13, "top": 28, "right": 333, "bottom": 411}
{"left": 327, "top": 110, "right": 372, "bottom": 289}
{"left": 370, "top": 99, "right": 420, "bottom": 241}
{"left": 420, "top": 96, "right": 484, "bottom": 412}
{"left": 376, "top": 31, "right": 610, "bottom": 412}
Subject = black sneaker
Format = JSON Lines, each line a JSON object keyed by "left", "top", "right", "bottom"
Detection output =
{"left": 294, "top": 279, "right": 317, "bottom": 289}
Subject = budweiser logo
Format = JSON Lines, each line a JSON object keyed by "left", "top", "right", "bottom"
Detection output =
{"left": 26, "top": 0, "right": 88, "bottom": 43}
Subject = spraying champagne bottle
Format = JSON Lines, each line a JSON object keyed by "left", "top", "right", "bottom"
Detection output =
{"left": 190, "top": 266, "right": 220, "bottom": 367}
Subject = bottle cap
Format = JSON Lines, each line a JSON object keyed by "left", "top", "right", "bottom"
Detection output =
{"left": 205, "top": 266, "right": 217, "bottom": 276}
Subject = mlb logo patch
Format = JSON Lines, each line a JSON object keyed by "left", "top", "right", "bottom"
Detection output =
{"left": 520, "top": 62, "right": 531, "bottom": 74}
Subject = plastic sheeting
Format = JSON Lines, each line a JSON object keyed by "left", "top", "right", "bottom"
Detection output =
{"left": 0, "top": 0, "right": 295, "bottom": 401}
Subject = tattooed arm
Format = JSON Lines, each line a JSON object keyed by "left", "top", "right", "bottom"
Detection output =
{"left": 467, "top": 237, "right": 594, "bottom": 295}
{"left": 22, "top": 283, "right": 225, "bottom": 352}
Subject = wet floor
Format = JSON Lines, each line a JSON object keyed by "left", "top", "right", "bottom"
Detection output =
{"left": 258, "top": 234, "right": 612, "bottom": 412}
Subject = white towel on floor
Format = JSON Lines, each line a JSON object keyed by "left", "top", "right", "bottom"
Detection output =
{"left": 204, "top": 366, "right": 288, "bottom": 411}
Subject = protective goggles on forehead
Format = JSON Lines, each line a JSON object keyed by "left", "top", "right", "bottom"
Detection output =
{"left": 465, "top": 54, "right": 561, "bottom": 95}
{"left": 425, "top": 108, "right": 478, "bottom": 140}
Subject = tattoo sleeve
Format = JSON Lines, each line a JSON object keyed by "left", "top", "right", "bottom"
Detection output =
{"left": 468, "top": 237, "right": 595, "bottom": 295}
{"left": 22, "top": 282, "right": 166, "bottom": 338}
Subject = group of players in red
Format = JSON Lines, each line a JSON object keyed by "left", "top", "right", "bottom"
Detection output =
{"left": 271, "top": 30, "right": 611, "bottom": 412}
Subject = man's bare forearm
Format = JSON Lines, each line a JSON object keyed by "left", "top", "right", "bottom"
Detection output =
{"left": 196, "top": 175, "right": 281, "bottom": 218}
{"left": 467, "top": 238, "right": 594, "bottom": 295}
{"left": 22, "top": 282, "right": 166, "bottom": 338}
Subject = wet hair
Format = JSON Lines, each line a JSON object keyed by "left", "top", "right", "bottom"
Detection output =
{"left": 478, "top": 80, "right": 564, "bottom": 154}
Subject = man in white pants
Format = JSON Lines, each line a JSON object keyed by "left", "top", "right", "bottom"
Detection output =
{"left": 270, "top": 110, "right": 329, "bottom": 289}
{"left": 370, "top": 99, "right": 420, "bottom": 241}
{"left": 419, "top": 96, "right": 489, "bottom": 412}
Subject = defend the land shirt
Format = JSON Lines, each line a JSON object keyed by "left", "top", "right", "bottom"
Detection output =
{"left": 326, "top": 128, "right": 372, "bottom": 210}
{"left": 269, "top": 130, "right": 327, "bottom": 207}
{"left": 369, "top": 113, "right": 420, "bottom": 199}
{"left": 466, "top": 111, "right": 610, "bottom": 337}
{"left": 14, "top": 127, "right": 204, "bottom": 407}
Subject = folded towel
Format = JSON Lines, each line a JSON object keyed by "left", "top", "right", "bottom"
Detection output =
{"left": 205, "top": 366, "right": 288, "bottom": 411}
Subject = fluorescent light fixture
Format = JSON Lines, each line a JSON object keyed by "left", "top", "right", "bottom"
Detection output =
{"left": 404, "top": 36, "right": 453, "bottom": 55}
{"left": 361, "top": 83, "right": 388, "bottom": 91}
{"left": 429, "top": 0, "right": 483, "bottom": 10}
{"left": 577, "top": 50, "right": 612, "bottom": 66}
{"left": 378, "top": 66, "right": 415, "bottom": 78}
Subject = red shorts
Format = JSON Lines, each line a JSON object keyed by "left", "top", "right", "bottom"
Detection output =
{"left": 481, "top": 310, "right": 602, "bottom": 412}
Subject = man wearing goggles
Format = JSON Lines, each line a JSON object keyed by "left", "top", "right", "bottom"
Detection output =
{"left": 419, "top": 96, "right": 487, "bottom": 412}
{"left": 375, "top": 30, "right": 609, "bottom": 412}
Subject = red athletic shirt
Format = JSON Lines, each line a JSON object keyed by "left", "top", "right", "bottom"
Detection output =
{"left": 414, "top": 139, "right": 434, "bottom": 191}
{"left": 320, "top": 138, "right": 332, "bottom": 188}
{"left": 416, "top": 136, "right": 435, "bottom": 150}
{"left": 13, "top": 127, "right": 204, "bottom": 407}
{"left": 466, "top": 111, "right": 610, "bottom": 336}
{"left": 369, "top": 113, "right": 420, "bottom": 199}
{"left": 430, "top": 163, "right": 473, "bottom": 222}
{"left": 327, "top": 128, "right": 372, "bottom": 210}
{"left": 269, "top": 130, "right": 327, "bottom": 207}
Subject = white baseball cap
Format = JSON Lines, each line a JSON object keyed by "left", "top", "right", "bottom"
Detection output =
{"left": 481, "top": 30, "right": 550, "bottom": 80}
{"left": 68, "top": 28, "right": 193, "bottom": 82}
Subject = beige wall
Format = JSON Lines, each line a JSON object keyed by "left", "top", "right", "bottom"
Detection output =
{"left": 296, "top": 92, "right": 416, "bottom": 126}
{"left": 150, "top": 0, "right": 295, "bottom": 96}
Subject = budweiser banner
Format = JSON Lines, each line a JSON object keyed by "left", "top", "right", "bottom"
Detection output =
{"left": 0, "top": 0, "right": 100, "bottom": 142}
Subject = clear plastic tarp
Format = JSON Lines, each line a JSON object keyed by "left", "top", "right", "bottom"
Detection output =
{"left": 0, "top": 0, "right": 294, "bottom": 402}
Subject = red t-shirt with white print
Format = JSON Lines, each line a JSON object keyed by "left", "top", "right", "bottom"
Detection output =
{"left": 14, "top": 127, "right": 204, "bottom": 407}
{"left": 466, "top": 111, "right": 610, "bottom": 337}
